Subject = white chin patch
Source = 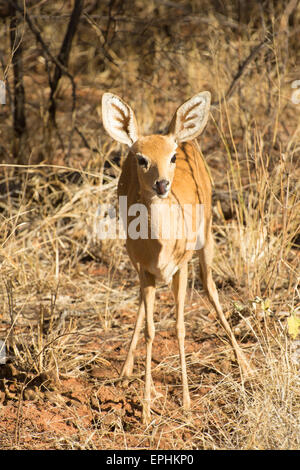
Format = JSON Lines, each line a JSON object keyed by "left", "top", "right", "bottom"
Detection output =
{"left": 157, "top": 191, "right": 169, "bottom": 199}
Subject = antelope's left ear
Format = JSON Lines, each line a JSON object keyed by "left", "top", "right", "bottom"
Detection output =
{"left": 167, "top": 91, "right": 211, "bottom": 142}
{"left": 102, "top": 93, "right": 139, "bottom": 146}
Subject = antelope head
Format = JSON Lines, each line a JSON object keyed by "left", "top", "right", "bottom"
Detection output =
{"left": 101, "top": 91, "right": 211, "bottom": 200}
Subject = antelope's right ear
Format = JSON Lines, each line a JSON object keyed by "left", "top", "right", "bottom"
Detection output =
{"left": 102, "top": 93, "right": 139, "bottom": 146}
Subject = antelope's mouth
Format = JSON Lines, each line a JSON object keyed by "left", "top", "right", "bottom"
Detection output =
{"left": 156, "top": 191, "right": 170, "bottom": 199}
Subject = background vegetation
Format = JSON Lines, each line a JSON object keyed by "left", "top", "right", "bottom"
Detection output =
{"left": 0, "top": 0, "right": 299, "bottom": 449}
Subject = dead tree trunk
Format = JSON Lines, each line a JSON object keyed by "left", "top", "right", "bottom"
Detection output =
{"left": 43, "top": 0, "right": 83, "bottom": 161}
{"left": 10, "top": 0, "right": 27, "bottom": 165}
{"left": 48, "top": 0, "right": 84, "bottom": 125}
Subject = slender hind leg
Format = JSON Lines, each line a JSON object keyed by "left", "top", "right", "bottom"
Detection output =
{"left": 171, "top": 263, "right": 191, "bottom": 410}
{"left": 199, "top": 229, "right": 253, "bottom": 376}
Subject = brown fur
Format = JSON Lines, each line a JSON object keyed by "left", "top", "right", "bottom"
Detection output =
{"left": 118, "top": 138, "right": 211, "bottom": 282}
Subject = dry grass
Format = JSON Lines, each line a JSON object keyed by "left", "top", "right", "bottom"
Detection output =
{"left": 0, "top": 0, "right": 299, "bottom": 450}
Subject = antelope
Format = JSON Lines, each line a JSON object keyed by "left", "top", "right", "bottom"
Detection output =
{"left": 101, "top": 91, "right": 252, "bottom": 423}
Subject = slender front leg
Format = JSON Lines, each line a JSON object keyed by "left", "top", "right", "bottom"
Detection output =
{"left": 120, "top": 289, "right": 145, "bottom": 378}
{"left": 140, "top": 269, "right": 156, "bottom": 424}
{"left": 172, "top": 263, "right": 191, "bottom": 410}
{"left": 199, "top": 231, "right": 253, "bottom": 376}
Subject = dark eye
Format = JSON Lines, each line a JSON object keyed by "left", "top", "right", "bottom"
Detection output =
{"left": 171, "top": 154, "right": 176, "bottom": 163}
{"left": 137, "top": 156, "right": 148, "bottom": 168}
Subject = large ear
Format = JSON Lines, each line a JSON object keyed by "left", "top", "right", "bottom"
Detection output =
{"left": 102, "top": 93, "right": 139, "bottom": 146}
{"left": 167, "top": 91, "right": 211, "bottom": 142}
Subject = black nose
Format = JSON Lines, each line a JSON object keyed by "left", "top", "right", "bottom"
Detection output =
{"left": 154, "top": 179, "right": 169, "bottom": 195}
